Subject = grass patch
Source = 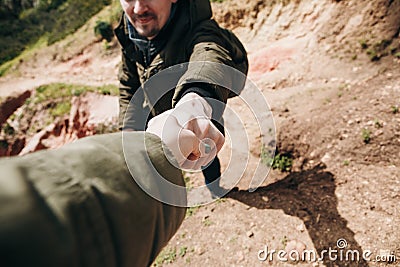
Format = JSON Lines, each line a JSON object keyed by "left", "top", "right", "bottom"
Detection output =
{"left": 152, "top": 247, "right": 177, "bottom": 266}
{"left": 0, "top": 0, "right": 112, "bottom": 65}
{"left": 50, "top": 102, "right": 71, "bottom": 117}
{"left": 271, "top": 153, "right": 293, "bottom": 172}
{"left": 359, "top": 39, "right": 368, "bottom": 49}
{"left": 34, "top": 83, "right": 118, "bottom": 103}
{"left": 365, "top": 39, "right": 393, "bottom": 62}
{"left": 179, "top": 246, "right": 188, "bottom": 258}
{"left": 0, "top": 61, "right": 14, "bottom": 77}
{"left": 261, "top": 144, "right": 293, "bottom": 172}
{"left": 362, "top": 128, "right": 371, "bottom": 144}
{"left": 202, "top": 217, "right": 213, "bottom": 227}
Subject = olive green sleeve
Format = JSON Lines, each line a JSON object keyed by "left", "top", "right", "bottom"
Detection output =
{"left": 173, "top": 20, "right": 248, "bottom": 107}
{"left": 0, "top": 132, "right": 186, "bottom": 267}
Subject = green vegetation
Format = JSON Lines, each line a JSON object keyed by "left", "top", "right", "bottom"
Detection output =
{"left": 272, "top": 153, "right": 293, "bottom": 172}
{"left": 392, "top": 105, "right": 399, "bottom": 114}
{"left": 50, "top": 102, "right": 71, "bottom": 117}
{"left": 1, "top": 82, "right": 119, "bottom": 143}
{"left": 362, "top": 128, "right": 371, "bottom": 144}
{"left": 366, "top": 49, "right": 380, "bottom": 61}
{"left": 281, "top": 235, "right": 288, "bottom": 249}
{"left": 358, "top": 38, "right": 398, "bottom": 61}
{"left": 343, "top": 160, "right": 350, "bottom": 166}
{"left": 261, "top": 144, "right": 293, "bottom": 172}
{"left": 33, "top": 83, "right": 118, "bottom": 104}
{"left": 324, "top": 98, "right": 331, "bottom": 104}
{"left": 153, "top": 247, "right": 177, "bottom": 266}
{"left": 28, "top": 82, "right": 117, "bottom": 120}
{"left": 185, "top": 206, "right": 200, "bottom": 218}
{"left": 179, "top": 246, "right": 188, "bottom": 258}
{"left": 359, "top": 39, "right": 368, "bottom": 49}
{"left": 202, "top": 217, "right": 213, "bottom": 227}
{"left": 2, "top": 123, "right": 15, "bottom": 136}
{"left": 374, "top": 119, "right": 382, "bottom": 128}
{"left": 365, "top": 39, "right": 393, "bottom": 61}
{"left": 94, "top": 21, "right": 114, "bottom": 42}
{"left": 183, "top": 173, "right": 193, "bottom": 191}
{"left": 0, "top": 0, "right": 114, "bottom": 66}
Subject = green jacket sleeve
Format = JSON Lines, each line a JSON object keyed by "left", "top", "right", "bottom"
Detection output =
{"left": 173, "top": 20, "right": 248, "bottom": 107}
{"left": 0, "top": 132, "right": 186, "bottom": 267}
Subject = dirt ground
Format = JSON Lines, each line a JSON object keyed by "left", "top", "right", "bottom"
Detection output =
{"left": 0, "top": 0, "right": 399, "bottom": 266}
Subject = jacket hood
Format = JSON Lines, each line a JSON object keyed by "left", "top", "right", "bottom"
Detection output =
{"left": 188, "top": 0, "right": 212, "bottom": 27}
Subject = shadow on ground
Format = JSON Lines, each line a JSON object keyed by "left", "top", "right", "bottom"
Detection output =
{"left": 227, "top": 164, "right": 368, "bottom": 267}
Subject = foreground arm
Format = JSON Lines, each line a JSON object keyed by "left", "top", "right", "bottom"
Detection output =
{"left": 0, "top": 132, "right": 186, "bottom": 267}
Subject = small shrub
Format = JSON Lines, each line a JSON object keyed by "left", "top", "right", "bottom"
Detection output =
{"left": 179, "top": 246, "right": 188, "bottom": 257}
{"left": 272, "top": 153, "right": 293, "bottom": 172}
{"left": 367, "top": 49, "right": 380, "bottom": 61}
{"left": 362, "top": 128, "right": 371, "bottom": 144}
{"left": 153, "top": 247, "right": 176, "bottom": 266}
{"left": 359, "top": 39, "right": 368, "bottom": 49}
{"left": 261, "top": 144, "right": 293, "bottom": 172}
{"left": 374, "top": 119, "right": 382, "bottom": 128}
{"left": 392, "top": 105, "right": 399, "bottom": 114}
{"left": 2, "top": 123, "right": 15, "bottom": 136}
{"left": 94, "top": 21, "right": 114, "bottom": 42}
{"left": 202, "top": 217, "right": 212, "bottom": 226}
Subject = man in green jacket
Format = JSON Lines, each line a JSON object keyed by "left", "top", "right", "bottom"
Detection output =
{"left": 114, "top": 0, "right": 248, "bottom": 191}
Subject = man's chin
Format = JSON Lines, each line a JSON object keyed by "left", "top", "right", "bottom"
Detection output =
{"left": 136, "top": 28, "right": 160, "bottom": 39}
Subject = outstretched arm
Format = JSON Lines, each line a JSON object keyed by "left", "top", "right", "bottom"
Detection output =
{"left": 146, "top": 92, "right": 224, "bottom": 170}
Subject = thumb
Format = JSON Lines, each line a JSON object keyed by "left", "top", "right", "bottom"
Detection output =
{"left": 179, "top": 128, "right": 201, "bottom": 161}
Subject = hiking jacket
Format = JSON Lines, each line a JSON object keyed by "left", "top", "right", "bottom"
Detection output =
{"left": 0, "top": 132, "right": 186, "bottom": 267}
{"left": 114, "top": 0, "right": 248, "bottom": 130}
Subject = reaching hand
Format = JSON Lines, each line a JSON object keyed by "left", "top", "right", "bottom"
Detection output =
{"left": 146, "top": 93, "right": 224, "bottom": 170}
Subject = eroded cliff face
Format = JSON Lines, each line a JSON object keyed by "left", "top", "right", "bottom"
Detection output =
{"left": 0, "top": 91, "right": 118, "bottom": 156}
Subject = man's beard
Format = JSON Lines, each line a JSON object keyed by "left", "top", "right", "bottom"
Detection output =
{"left": 133, "top": 12, "right": 160, "bottom": 38}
